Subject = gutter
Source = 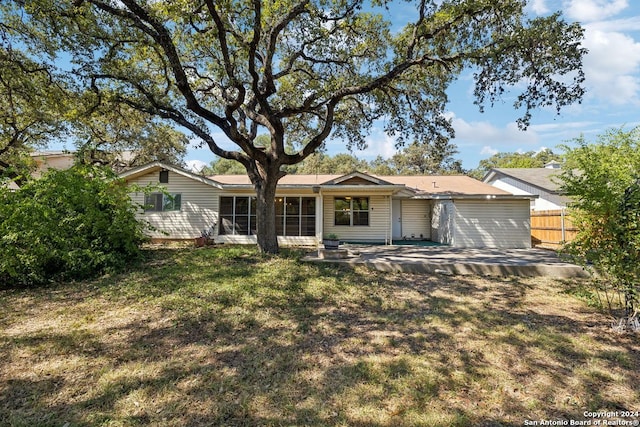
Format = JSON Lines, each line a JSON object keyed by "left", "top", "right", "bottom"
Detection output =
{"left": 413, "top": 194, "right": 538, "bottom": 201}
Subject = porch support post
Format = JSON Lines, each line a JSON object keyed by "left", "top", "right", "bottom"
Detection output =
{"left": 317, "top": 190, "right": 323, "bottom": 247}
{"left": 388, "top": 195, "right": 393, "bottom": 245}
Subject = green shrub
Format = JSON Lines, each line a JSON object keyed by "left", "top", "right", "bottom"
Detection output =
{"left": 560, "top": 127, "right": 640, "bottom": 324}
{"left": 0, "top": 165, "right": 147, "bottom": 287}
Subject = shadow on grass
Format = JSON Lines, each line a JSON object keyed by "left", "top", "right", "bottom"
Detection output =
{"left": 1, "top": 246, "right": 638, "bottom": 426}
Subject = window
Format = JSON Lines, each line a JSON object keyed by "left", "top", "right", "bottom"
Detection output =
{"left": 145, "top": 193, "right": 181, "bottom": 212}
{"left": 220, "top": 196, "right": 316, "bottom": 236}
{"left": 220, "top": 196, "right": 256, "bottom": 235}
{"left": 159, "top": 170, "right": 169, "bottom": 183}
{"left": 334, "top": 197, "right": 369, "bottom": 226}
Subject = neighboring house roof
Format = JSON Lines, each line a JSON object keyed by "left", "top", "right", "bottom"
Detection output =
{"left": 483, "top": 168, "right": 564, "bottom": 194}
{"left": 30, "top": 150, "right": 73, "bottom": 158}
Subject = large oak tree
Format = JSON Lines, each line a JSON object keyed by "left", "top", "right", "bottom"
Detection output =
{"left": 0, "top": 40, "right": 69, "bottom": 184}
{"left": 5, "top": 0, "right": 586, "bottom": 253}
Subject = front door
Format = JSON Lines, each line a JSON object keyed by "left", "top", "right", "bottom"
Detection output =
{"left": 392, "top": 199, "right": 402, "bottom": 240}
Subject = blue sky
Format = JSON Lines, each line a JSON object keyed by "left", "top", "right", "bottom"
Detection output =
{"left": 186, "top": 0, "right": 640, "bottom": 172}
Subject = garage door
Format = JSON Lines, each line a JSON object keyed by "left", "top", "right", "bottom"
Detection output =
{"left": 453, "top": 200, "right": 531, "bottom": 248}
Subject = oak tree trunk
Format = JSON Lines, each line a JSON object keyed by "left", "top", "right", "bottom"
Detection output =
{"left": 254, "top": 171, "right": 280, "bottom": 254}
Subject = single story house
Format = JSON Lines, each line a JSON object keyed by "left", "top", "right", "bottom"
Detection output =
{"left": 4, "top": 150, "right": 76, "bottom": 190}
{"left": 482, "top": 162, "right": 569, "bottom": 211}
{"left": 120, "top": 161, "right": 535, "bottom": 248}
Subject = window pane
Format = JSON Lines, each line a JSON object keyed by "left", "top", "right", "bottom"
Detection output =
{"left": 144, "top": 193, "right": 162, "bottom": 212}
{"left": 301, "top": 198, "right": 315, "bottom": 215}
{"left": 353, "top": 197, "right": 368, "bottom": 210}
{"left": 335, "top": 211, "right": 350, "bottom": 225}
{"left": 286, "top": 197, "right": 300, "bottom": 215}
{"left": 285, "top": 216, "right": 300, "bottom": 236}
{"left": 220, "top": 216, "right": 234, "bottom": 235}
{"left": 276, "top": 215, "right": 285, "bottom": 236}
{"left": 301, "top": 216, "right": 316, "bottom": 236}
{"left": 220, "top": 197, "right": 234, "bottom": 215}
{"left": 172, "top": 194, "right": 181, "bottom": 211}
{"left": 235, "top": 197, "right": 249, "bottom": 214}
{"left": 144, "top": 194, "right": 153, "bottom": 211}
{"left": 335, "top": 197, "right": 350, "bottom": 225}
{"left": 235, "top": 216, "right": 249, "bottom": 234}
{"left": 334, "top": 198, "right": 350, "bottom": 211}
{"left": 163, "top": 194, "right": 180, "bottom": 211}
{"left": 249, "top": 214, "right": 257, "bottom": 235}
{"left": 275, "top": 197, "right": 285, "bottom": 215}
{"left": 353, "top": 211, "right": 369, "bottom": 226}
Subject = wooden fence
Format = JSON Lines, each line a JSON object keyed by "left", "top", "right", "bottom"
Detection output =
{"left": 530, "top": 209, "right": 578, "bottom": 248}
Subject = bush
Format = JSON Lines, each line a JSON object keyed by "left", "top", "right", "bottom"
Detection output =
{"left": 0, "top": 165, "right": 147, "bottom": 287}
{"left": 560, "top": 128, "right": 640, "bottom": 327}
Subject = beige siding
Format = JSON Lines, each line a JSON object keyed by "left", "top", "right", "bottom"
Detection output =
{"left": 323, "top": 195, "right": 390, "bottom": 242}
{"left": 453, "top": 200, "right": 531, "bottom": 248}
{"left": 128, "top": 171, "right": 220, "bottom": 239}
{"left": 401, "top": 200, "right": 431, "bottom": 240}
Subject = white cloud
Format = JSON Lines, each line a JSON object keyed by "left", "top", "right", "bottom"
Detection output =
{"left": 186, "top": 159, "right": 207, "bottom": 172}
{"left": 352, "top": 133, "right": 399, "bottom": 160}
{"left": 581, "top": 28, "right": 640, "bottom": 104}
{"left": 564, "top": 0, "right": 628, "bottom": 22}
{"left": 481, "top": 146, "right": 499, "bottom": 156}
{"left": 448, "top": 114, "right": 539, "bottom": 146}
{"left": 529, "top": 121, "right": 599, "bottom": 133}
{"left": 529, "top": 0, "right": 550, "bottom": 14}
{"left": 536, "top": 146, "right": 551, "bottom": 155}
{"left": 585, "top": 16, "right": 640, "bottom": 32}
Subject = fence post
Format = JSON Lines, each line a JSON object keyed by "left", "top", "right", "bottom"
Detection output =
{"left": 561, "top": 208, "right": 566, "bottom": 242}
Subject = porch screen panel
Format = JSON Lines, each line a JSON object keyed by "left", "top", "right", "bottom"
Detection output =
{"left": 275, "top": 197, "right": 285, "bottom": 236}
{"left": 285, "top": 198, "right": 300, "bottom": 236}
{"left": 301, "top": 198, "right": 316, "bottom": 236}
{"left": 275, "top": 197, "right": 316, "bottom": 236}
{"left": 221, "top": 196, "right": 314, "bottom": 236}
{"left": 219, "top": 196, "right": 256, "bottom": 235}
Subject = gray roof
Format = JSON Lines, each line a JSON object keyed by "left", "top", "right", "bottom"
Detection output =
{"left": 485, "top": 168, "right": 564, "bottom": 193}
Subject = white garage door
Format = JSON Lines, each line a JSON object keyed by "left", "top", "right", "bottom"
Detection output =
{"left": 453, "top": 200, "right": 531, "bottom": 248}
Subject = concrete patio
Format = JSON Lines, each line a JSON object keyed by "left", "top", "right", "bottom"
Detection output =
{"left": 305, "top": 244, "right": 589, "bottom": 278}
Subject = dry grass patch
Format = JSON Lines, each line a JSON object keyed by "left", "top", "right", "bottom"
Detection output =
{"left": 1, "top": 246, "right": 638, "bottom": 426}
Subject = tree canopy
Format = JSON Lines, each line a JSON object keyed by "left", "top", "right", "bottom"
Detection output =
{"left": 72, "top": 103, "right": 189, "bottom": 171}
{"left": 2, "top": 0, "right": 586, "bottom": 252}
{"left": 203, "top": 138, "right": 463, "bottom": 176}
{"left": 0, "top": 37, "right": 69, "bottom": 184}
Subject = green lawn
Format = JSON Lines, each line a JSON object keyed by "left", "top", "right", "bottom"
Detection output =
{"left": 1, "top": 245, "right": 638, "bottom": 426}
